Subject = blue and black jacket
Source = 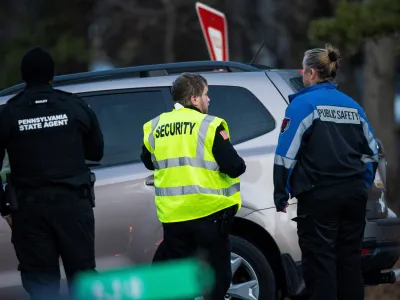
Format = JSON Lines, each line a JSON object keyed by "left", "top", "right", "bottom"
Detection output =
{"left": 273, "top": 83, "right": 379, "bottom": 211}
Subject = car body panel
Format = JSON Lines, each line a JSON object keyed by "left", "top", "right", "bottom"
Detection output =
{"left": 0, "top": 70, "right": 288, "bottom": 293}
{"left": 244, "top": 205, "right": 301, "bottom": 262}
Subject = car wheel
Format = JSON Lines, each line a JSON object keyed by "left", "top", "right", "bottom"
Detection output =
{"left": 227, "top": 235, "right": 276, "bottom": 300}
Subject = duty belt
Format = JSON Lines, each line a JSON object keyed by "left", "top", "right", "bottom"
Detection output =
{"left": 17, "top": 185, "right": 90, "bottom": 199}
{"left": 205, "top": 204, "right": 238, "bottom": 221}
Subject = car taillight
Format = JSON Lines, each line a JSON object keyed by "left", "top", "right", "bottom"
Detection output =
{"left": 362, "top": 248, "right": 371, "bottom": 255}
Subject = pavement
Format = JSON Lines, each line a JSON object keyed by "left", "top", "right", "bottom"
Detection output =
{"left": 0, "top": 279, "right": 69, "bottom": 300}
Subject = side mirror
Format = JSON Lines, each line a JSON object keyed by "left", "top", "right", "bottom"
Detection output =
{"left": 376, "top": 139, "right": 385, "bottom": 160}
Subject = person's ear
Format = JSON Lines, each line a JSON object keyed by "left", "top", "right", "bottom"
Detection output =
{"left": 190, "top": 95, "right": 197, "bottom": 106}
{"left": 310, "top": 68, "right": 317, "bottom": 80}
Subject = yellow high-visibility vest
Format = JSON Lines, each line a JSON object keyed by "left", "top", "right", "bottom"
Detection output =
{"left": 143, "top": 107, "right": 242, "bottom": 223}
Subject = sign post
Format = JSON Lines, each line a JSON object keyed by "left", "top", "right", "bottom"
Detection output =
{"left": 195, "top": 2, "right": 229, "bottom": 61}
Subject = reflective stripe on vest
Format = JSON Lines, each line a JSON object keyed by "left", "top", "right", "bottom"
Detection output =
{"left": 148, "top": 114, "right": 219, "bottom": 171}
{"left": 148, "top": 115, "right": 160, "bottom": 150}
{"left": 155, "top": 182, "right": 240, "bottom": 197}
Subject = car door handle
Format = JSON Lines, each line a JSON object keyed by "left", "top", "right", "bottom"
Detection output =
{"left": 145, "top": 179, "right": 154, "bottom": 186}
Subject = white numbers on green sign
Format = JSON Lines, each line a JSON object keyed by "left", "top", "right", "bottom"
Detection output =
{"left": 128, "top": 276, "right": 144, "bottom": 298}
{"left": 92, "top": 280, "right": 105, "bottom": 298}
{"left": 89, "top": 277, "right": 143, "bottom": 299}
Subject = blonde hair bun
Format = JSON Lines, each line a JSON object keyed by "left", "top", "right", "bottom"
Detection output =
{"left": 325, "top": 43, "right": 340, "bottom": 63}
{"left": 328, "top": 52, "right": 337, "bottom": 62}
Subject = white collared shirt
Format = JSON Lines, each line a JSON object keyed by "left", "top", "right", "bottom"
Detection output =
{"left": 174, "top": 103, "right": 184, "bottom": 110}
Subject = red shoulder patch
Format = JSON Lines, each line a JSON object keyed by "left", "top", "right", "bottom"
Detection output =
{"left": 280, "top": 117, "right": 290, "bottom": 134}
{"left": 219, "top": 130, "right": 230, "bottom": 140}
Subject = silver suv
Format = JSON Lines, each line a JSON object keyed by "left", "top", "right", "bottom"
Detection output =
{"left": 0, "top": 61, "right": 399, "bottom": 300}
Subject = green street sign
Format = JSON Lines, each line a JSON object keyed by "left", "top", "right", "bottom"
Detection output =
{"left": 73, "top": 258, "right": 215, "bottom": 300}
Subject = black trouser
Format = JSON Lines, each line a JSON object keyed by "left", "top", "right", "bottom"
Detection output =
{"left": 295, "top": 180, "right": 368, "bottom": 300}
{"left": 153, "top": 205, "right": 237, "bottom": 300}
{"left": 12, "top": 188, "right": 95, "bottom": 300}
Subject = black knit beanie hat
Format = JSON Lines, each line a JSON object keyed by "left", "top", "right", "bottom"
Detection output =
{"left": 21, "top": 47, "right": 55, "bottom": 84}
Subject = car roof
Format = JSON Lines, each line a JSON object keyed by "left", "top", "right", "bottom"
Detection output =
{"left": 0, "top": 60, "right": 271, "bottom": 97}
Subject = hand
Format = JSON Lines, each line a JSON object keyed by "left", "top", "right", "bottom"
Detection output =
{"left": 275, "top": 198, "right": 289, "bottom": 213}
{"left": 281, "top": 203, "right": 289, "bottom": 213}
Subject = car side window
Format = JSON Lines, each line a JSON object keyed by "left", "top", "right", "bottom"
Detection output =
{"left": 80, "top": 89, "right": 170, "bottom": 167}
{"left": 207, "top": 86, "right": 275, "bottom": 145}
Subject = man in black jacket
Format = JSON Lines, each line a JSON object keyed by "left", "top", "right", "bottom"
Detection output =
{"left": 141, "top": 72, "right": 246, "bottom": 300}
{"left": 0, "top": 47, "right": 104, "bottom": 300}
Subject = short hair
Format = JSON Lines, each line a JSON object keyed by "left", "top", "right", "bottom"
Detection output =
{"left": 171, "top": 73, "right": 207, "bottom": 107}
{"left": 303, "top": 43, "right": 341, "bottom": 82}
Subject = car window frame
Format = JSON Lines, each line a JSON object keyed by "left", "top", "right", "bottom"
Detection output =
{"left": 76, "top": 83, "right": 276, "bottom": 169}
{"left": 76, "top": 86, "right": 173, "bottom": 169}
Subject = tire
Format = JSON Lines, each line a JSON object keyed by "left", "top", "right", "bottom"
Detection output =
{"left": 228, "top": 235, "right": 277, "bottom": 300}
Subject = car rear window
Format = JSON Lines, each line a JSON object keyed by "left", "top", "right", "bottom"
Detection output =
{"left": 275, "top": 70, "right": 304, "bottom": 92}
{"left": 207, "top": 85, "right": 276, "bottom": 145}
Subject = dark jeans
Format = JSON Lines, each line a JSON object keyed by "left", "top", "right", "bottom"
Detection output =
{"left": 295, "top": 180, "right": 368, "bottom": 300}
{"left": 12, "top": 189, "right": 95, "bottom": 300}
{"left": 153, "top": 205, "right": 237, "bottom": 300}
